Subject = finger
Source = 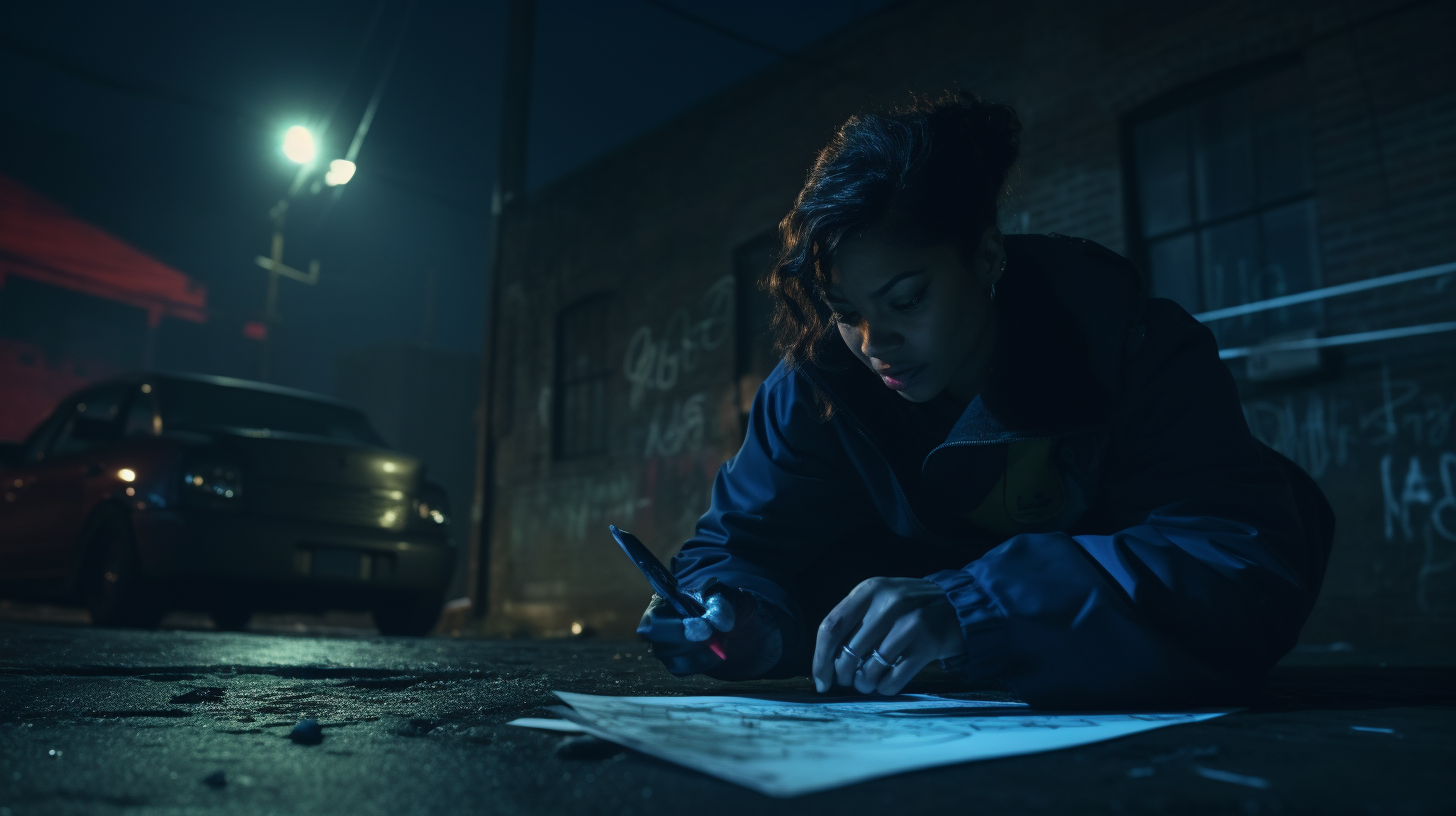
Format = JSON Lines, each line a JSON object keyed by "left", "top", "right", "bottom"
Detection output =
{"left": 853, "top": 651, "right": 893, "bottom": 693}
{"left": 814, "top": 586, "right": 875, "bottom": 690}
{"left": 835, "top": 640, "right": 863, "bottom": 689}
{"left": 683, "top": 616, "right": 712, "bottom": 642}
{"left": 876, "top": 641, "right": 936, "bottom": 696}
{"left": 638, "top": 596, "right": 692, "bottom": 643}
{"left": 844, "top": 591, "right": 916, "bottom": 666}
{"left": 853, "top": 613, "right": 919, "bottom": 692}
{"left": 812, "top": 582, "right": 879, "bottom": 692}
{"left": 702, "top": 593, "right": 735, "bottom": 632}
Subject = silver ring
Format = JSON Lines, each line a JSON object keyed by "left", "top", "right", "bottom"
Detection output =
{"left": 868, "top": 650, "right": 895, "bottom": 669}
{"left": 840, "top": 644, "right": 863, "bottom": 665}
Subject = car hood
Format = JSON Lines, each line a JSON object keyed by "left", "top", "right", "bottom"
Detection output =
{"left": 187, "top": 430, "right": 423, "bottom": 492}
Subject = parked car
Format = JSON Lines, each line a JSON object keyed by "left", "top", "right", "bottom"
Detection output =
{"left": 0, "top": 373, "right": 456, "bottom": 635}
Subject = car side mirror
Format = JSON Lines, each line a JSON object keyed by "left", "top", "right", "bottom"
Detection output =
{"left": 0, "top": 442, "right": 22, "bottom": 467}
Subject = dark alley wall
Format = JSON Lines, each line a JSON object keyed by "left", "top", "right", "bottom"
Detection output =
{"left": 482, "top": 0, "right": 1456, "bottom": 654}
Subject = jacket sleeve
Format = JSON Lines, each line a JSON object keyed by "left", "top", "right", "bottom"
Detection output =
{"left": 928, "top": 303, "right": 1333, "bottom": 709}
{"left": 671, "top": 366, "right": 876, "bottom": 676}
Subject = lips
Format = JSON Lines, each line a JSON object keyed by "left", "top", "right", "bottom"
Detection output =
{"left": 878, "top": 364, "right": 925, "bottom": 391}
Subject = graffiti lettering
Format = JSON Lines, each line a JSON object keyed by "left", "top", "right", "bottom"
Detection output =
{"left": 1382, "top": 454, "right": 1434, "bottom": 541}
{"left": 643, "top": 392, "right": 707, "bottom": 458}
{"left": 1378, "top": 451, "right": 1456, "bottom": 613}
{"left": 623, "top": 275, "right": 733, "bottom": 409}
{"left": 1244, "top": 363, "right": 1453, "bottom": 479}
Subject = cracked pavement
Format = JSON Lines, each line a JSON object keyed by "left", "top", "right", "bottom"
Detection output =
{"left": 1, "top": 623, "right": 1453, "bottom": 815}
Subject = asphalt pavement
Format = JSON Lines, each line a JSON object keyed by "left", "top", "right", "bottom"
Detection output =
{"left": 1, "top": 622, "right": 1452, "bottom": 815}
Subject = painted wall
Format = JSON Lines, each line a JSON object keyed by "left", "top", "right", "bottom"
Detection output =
{"left": 482, "top": 0, "right": 1456, "bottom": 655}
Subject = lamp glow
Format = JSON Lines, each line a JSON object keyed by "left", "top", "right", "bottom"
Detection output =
{"left": 118, "top": 468, "right": 137, "bottom": 482}
{"left": 324, "top": 159, "right": 356, "bottom": 186}
{"left": 282, "top": 126, "right": 317, "bottom": 164}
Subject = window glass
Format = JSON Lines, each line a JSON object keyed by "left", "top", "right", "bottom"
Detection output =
{"left": 1194, "top": 84, "right": 1255, "bottom": 221}
{"left": 555, "top": 295, "right": 613, "bottom": 459}
{"left": 1253, "top": 69, "right": 1311, "bottom": 204}
{"left": 1260, "top": 200, "right": 1322, "bottom": 334}
{"left": 1200, "top": 216, "right": 1261, "bottom": 347}
{"left": 123, "top": 387, "right": 160, "bottom": 438}
{"left": 1130, "top": 64, "right": 1320, "bottom": 349}
{"left": 22, "top": 409, "right": 69, "bottom": 463}
{"left": 1147, "top": 232, "right": 1200, "bottom": 311}
{"left": 50, "top": 384, "right": 129, "bottom": 458}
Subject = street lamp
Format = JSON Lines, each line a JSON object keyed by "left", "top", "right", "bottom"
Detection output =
{"left": 324, "top": 159, "right": 356, "bottom": 186}
{"left": 282, "top": 126, "right": 316, "bottom": 164}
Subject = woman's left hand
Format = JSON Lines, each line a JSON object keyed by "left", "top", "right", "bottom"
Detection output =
{"left": 812, "top": 577, "right": 967, "bottom": 695}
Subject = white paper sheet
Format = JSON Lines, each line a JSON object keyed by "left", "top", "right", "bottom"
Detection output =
{"left": 536, "top": 692, "right": 1231, "bottom": 797}
{"left": 507, "top": 717, "right": 588, "bottom": 733}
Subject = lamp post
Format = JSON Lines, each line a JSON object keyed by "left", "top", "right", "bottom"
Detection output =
{"left": 258, "top": 125, "right": 347, "bottom": 381}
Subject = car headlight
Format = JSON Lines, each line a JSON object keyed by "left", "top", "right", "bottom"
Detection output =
{"left": 416, "top": 501, "right": 447, "bottom": 526}
{"left": 413, "top": 483, "right": 450, "bottom": 530}
{"left": 181, "top": 464, "right": 242, "bottom": 500}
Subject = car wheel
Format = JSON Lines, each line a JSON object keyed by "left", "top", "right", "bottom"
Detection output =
{"left": 210, "top": 607, "right": 252, "bottom": 632}
{"left": 372, "top": 594, "right": 443, "bottom": 636}
{"left": 85, "top": 513, "right": 164, "bottom": 629}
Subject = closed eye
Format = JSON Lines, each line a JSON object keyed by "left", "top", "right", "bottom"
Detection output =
{"left": 889, "top": 287, "right": 928, "bottom": 312}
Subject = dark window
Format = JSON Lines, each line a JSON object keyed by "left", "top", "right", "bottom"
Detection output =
{"left": 1130, "top": 64, "right": 1320, "bottom": 350}
{"left": 733, "top": 231, "right": 782, "bottom": 422}
{"left": 22, "top": 407, "right": 70, "bottom": 463}
{"left": 49, "top": 384, "right": 130, "bottom": 458}
{"left": 124, "top": 383, "right": 161, "bottom": 438}
{"left": 554, "top": 295, "right": 612, "bottom": 459}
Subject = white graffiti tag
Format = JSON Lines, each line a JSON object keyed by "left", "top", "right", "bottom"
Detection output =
{"left": 643, "top": 392, "right": 708, "bottom": 458}
{"left": 623, "top": 275, "right": 733, "bottom": 409}
{"left": 1380, "top": 451, "right": 1456, "bottom": 611}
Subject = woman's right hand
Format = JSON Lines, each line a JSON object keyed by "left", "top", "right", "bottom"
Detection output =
{"left": 637, "top": 582, "right": 782, "bottom": 679}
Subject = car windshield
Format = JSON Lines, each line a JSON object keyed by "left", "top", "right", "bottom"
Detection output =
{"left": 156, "top": 380, "right": 386, "bottom": 447}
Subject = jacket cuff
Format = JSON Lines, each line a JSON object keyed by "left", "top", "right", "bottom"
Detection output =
{"left": 926, "top": 569, "right": 1010, "bottom": 682}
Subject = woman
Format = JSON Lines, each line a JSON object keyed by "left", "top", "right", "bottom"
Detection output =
{"left": 637, "top": 93, "right": 1333, "bottom": 709}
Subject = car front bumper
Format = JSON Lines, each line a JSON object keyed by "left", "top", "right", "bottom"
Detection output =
{"left": 131, "top": 509, "right": 455, "bottom": 611}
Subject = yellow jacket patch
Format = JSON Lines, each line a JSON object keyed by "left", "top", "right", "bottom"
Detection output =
{"left": 964, "top": 438, "right": 1066, "bottom": 536}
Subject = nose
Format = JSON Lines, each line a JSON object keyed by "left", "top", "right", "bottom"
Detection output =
{"left": 859, "top": 319, "right": 902, "bottom": 360}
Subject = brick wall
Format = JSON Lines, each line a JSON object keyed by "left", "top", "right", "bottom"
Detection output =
{"left": 482, "top": 0, "right": 1456, "bottom": 655}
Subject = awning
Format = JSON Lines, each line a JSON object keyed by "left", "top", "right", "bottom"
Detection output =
{"left": 0, "top": 174, "right": 206, "bottom": 324}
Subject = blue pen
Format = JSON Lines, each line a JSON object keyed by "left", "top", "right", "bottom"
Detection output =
{"left": 609, "top": 525, "right": 727, "bottom": 660}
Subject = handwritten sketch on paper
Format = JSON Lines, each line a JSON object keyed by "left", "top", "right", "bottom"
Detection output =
{"left": 510, "top": 693, "right": 1232, "bottom": 797}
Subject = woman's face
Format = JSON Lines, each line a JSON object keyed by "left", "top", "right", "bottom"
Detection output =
{"left": 826, "top": 226, "right": 1004, "bottom": 404}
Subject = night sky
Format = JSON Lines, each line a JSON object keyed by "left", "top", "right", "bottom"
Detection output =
{"left": 0, "top": 0, "right": 889, "bottom": 394}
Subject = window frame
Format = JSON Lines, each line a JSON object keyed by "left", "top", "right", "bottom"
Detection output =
{"left": 1121, "top": 54, "right": 1324, "bottom": 348}
{"left": 552, "top": 292, "right": 615, "bottom": 461}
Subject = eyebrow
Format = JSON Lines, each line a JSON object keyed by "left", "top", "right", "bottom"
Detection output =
{"left": 871, "top": 269, "right": 928, "bottom": 298}
{"left": 825, "top": 269, "right": 928, "bottom": 304}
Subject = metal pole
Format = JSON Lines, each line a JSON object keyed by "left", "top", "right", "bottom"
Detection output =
{"left": 260, "top": 201, "right": 287, "bottom": 382}
{"left": 467, "top": 0, "right": 536, "bottom": 619}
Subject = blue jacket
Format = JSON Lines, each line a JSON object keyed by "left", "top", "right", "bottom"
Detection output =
{"left": 671, "top": 234, "right": 1333, "bottom": 709}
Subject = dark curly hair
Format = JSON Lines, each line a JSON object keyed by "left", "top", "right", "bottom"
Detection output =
{"left": 768, "top": 92, "right": 1021, "bottom": 368}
